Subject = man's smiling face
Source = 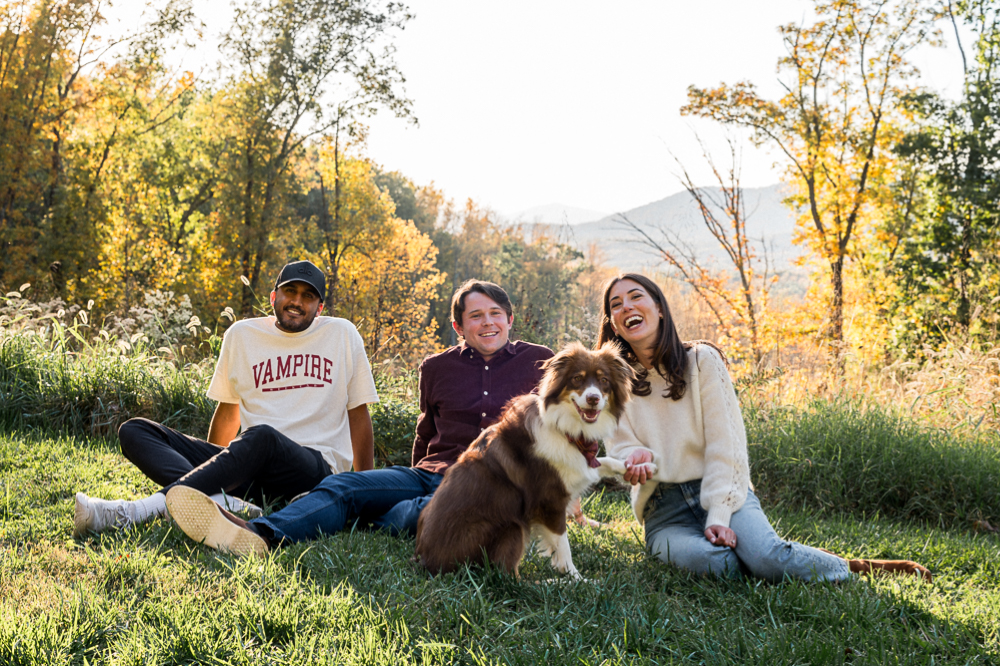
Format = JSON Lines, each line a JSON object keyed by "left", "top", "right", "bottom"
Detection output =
{"left": 452, "top": 291, "right": 512, "bottom": 361}
{"left": 270, "top": 281, "right": 323, "bottom": 333}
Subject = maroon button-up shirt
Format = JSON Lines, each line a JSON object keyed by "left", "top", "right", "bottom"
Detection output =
{"left": 412, "top": 340, "right": 553, "bottom": 474}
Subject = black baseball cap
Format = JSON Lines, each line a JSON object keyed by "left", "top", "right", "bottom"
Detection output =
{"left": 274, "top": 260, "right": 326, "bottom": 301}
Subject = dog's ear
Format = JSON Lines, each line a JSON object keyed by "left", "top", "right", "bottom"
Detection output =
{"left": 598, "top": 343, "right": 636, "bottom": 405}
{"left": 539, "top": 342, "right": 583, "bottom": 405}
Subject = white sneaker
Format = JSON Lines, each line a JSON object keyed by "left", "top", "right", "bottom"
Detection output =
{"left": 166, "top": 486, "right": 269, "bottom": 556}
{"left": 73, "top": 492, "right": 142, "bottom": 536}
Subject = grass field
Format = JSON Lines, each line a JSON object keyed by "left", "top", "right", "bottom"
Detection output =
{"left": 3, "top": 428, "right": 1000, "bottom": 665}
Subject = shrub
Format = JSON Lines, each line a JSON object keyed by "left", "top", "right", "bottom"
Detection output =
{"left": 370, "top": 369, "right": 420, "bottom": 466}
{"left": 746, "top": 398, "right": 1000, "bottom": 529}
{"left": 0, "top": 329, "right": 214, "bottom": 438}
{"left": 370, "top": 400, "right": 419, "bottom": 467}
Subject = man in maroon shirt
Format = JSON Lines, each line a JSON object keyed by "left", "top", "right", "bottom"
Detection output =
{"left": 167, "top": 280, "right": 553, "bottom": 553}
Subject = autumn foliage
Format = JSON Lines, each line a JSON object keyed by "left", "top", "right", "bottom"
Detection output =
{"left": 1, "top": 0, "right": 997, "bottom": 428}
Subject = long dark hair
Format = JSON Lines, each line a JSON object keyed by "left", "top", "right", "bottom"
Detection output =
{"left": 597, "top": 273, "right": 724, "bottom": 400}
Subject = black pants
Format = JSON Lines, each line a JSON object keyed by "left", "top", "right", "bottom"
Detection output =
{"left": 118, "top": 418, "right": 332, "bottom": 506}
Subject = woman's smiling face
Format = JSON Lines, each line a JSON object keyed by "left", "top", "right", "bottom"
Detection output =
{"left": 607, "top": 279, "right": 662, "bottom": 353}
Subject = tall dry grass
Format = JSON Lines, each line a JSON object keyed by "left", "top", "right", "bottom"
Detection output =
{"left": 652, "top": 274, "right": 1000, "bottom": 435}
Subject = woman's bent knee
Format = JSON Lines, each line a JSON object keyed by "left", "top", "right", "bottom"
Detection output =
{"left": 649, "top": 534, "right": 741, "bottom": 578}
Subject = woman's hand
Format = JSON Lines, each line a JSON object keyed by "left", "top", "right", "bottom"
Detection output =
{"left": 623, "top": 449, "right": 655, "bottom": 485}
{"left": 704, "top": 525, "right": 737, "bottom": 549}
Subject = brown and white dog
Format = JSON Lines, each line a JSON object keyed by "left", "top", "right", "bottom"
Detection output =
{"left": 415, "top": 342, "right": 656, "bottom": 579}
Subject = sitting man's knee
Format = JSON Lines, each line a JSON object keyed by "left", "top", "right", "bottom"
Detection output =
{"left": 313, "top": 472, "right": 353, "bottom": 497}
{"left": 118, "top": 417, "right": 153, "bottom": 437}
{"left": 238, "top": 424, "right": 279, "bottom": 446}
{"left": 118, "top": 417, "right": 156, "bottom": 457}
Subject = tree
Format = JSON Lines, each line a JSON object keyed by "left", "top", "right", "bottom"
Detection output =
{"left": 295, "top": 149, "right": 443, "bottom": 360}
{"left": 212, "top": 0, "right": 413, "bottom": 315}
{"left": 682, "top": 0, "right": 938, "bottom": 351}
{"left": 887, "top": 0, "right": 1000, "bottom": 347}
{"left": 335, "top": 217, "right": 443, "bottom": 361}
{"left": 618, "top": 136, "right": 775, "bottom": 366}
{"left": 0, "top": 0, "right": 194, "bottom": 294}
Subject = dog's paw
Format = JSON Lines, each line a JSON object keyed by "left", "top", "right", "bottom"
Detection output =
{"left": 596, "top": 457, "right": 627, "bottom": 476}
{"left": 550, "top": 564, "right": 582, "bottom": 580}
{"left": 631, "top": 462, "right": 657, "bottom": 476}
{"left": 538, "top": 575, "right": 590, "bottom": 584}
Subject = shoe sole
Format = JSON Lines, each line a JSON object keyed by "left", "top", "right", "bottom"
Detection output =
{"left": 166, "top": 486, "right": 268, "bottom": 556}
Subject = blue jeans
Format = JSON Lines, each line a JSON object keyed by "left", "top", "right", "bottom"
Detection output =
{"left": 643, "top": 480, "right": 850, "bottom": 582}
{"left": 249, "top": 466, "right": 443, "bottom": 544}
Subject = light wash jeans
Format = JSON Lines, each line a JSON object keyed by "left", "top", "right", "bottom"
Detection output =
{"left": 250, "top": 466, "right": 443, "bottom": 545}
{"left": 643, "top": 480, "right": 850, "bottom": 582}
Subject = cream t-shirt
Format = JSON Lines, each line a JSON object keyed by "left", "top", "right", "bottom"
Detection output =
{"left": 206, "top": 316, "right": 379, "bottom": 474}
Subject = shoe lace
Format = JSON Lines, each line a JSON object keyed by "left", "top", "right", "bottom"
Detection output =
{"left": 102, "top": 502, "right": 131, "bottom": 529}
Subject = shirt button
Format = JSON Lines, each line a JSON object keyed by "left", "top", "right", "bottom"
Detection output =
{"left": 484, "top": 365, "right": 489, "bottom": 370}
{"left": 480, "top": 428, "right": 484, "bottom": 432}
{"left": 481, "top": 412, "right": 486, "bottom": 417}
{"left": 484, "top": 391, "right": 488, "bottom": 395}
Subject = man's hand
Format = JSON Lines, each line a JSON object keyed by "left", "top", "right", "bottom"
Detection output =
{"left": 207, "top": 402, "right": 240, "bottom": 447}
{"left": 348, "top": 404, "right": 374, "bottom": 472}
{"left": 623, "top": 449, "right": 655, "bottom": 485}
{"left": 704, "top": 525, "right": 737, "bottom": 549}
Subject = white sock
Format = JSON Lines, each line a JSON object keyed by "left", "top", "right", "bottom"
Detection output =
{"left": 135, "top": 494, "right": 168, "bottom": 522}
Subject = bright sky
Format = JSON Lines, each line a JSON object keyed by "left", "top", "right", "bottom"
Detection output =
{"left": 105, "top": 0, "right": 968, "bottom": 217}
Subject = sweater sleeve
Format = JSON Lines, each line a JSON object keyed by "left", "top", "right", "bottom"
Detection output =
{"left": 607, "top": 401, "right": 661, "bottom": 523}
{"left": 697, "top": 346, "right": 750, "bottom": 529}
{"left": 606, "top": 401, "right": 655, "bottom": 463}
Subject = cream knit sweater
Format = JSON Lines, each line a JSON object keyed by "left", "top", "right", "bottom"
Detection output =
{"left": 608, "top": 344, "right": 750, "bottom": 529}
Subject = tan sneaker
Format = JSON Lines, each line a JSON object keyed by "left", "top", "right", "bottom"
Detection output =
{"left": 819, "top": 548, "right": 932, "bottom": 582}
{"left": 74, "top": 492, "right": 141, "bottom": 536}
{"left": 846, "top": 558, "right": 932, "bottom": 583}
{"left": 166, "top": 486, "right": 269, "bottom": 556}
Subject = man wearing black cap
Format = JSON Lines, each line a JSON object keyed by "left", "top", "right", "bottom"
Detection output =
{"left": 73, "top": 260, "right": 379, "bottom": 536}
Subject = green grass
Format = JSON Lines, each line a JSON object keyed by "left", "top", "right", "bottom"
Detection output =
{"left": 0, "top": 331, "right": 419, "bottom": 466}
{"left": 0, "top": 332, "right": 215, "bottom": 438}
{"left": 3, "top": 431, "right": 1000, "bottom": 665}
{"left": 4, "top": 337, "right": 1000, "bottom": 663}
{"left": 746, "top": 398, "right": 1000, "bottom": 529}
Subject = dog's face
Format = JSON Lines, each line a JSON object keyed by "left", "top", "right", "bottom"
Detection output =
{"left": 538, "top": 342, "right": 635, "bottom": 434}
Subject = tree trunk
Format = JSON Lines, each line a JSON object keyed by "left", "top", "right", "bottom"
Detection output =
{"left": 241, "top": 248, "right": 253, "bottom": 316}
{"left": 240, "top": 146, "right": 256, "bottom": 317}
{"left": 829, "top": 257, "right": 845, "bottom": 367}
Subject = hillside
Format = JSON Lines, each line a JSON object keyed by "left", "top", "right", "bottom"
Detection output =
{"left": 513, "top": 203, "right": 609, "bottom": 226}
{"left": 528, "top": 184, "right": 804, "bottom": 275}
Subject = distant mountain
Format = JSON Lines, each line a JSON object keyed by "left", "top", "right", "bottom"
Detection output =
{"left": 531, "top": 184, "right": 804, "bottom": 275}
{"left": 513, "top": 203, "right": 608, "bottom": 227}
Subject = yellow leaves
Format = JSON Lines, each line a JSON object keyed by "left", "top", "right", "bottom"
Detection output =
{"left": 683, "top": 0, "right": 937, "bottom": 347}
{"left": 333, "top": 217, "right": 445, "bottom": 362}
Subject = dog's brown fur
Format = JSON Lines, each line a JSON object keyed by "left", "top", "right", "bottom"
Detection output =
{"left": 415, "top": 343, "right": 639, "bottom": 577}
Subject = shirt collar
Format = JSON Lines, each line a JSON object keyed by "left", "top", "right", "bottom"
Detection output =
{"left": 459, "top": 340, "right": 517, "bottom": 360}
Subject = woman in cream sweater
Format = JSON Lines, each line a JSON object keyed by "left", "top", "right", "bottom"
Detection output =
{"left": 601, "top": 273, "right": 929, "bottom": 582}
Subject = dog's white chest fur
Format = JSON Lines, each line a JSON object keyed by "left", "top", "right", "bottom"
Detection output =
{"left": 532, "top": 397, "right": 625, "bottom": 497}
